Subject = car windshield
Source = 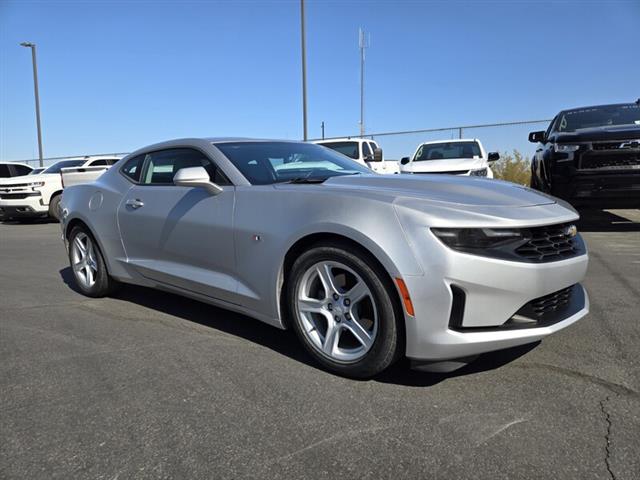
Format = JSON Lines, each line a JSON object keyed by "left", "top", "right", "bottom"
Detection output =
{"left": 554, "top": 104, "right": 640, "bottom": 132}
{"left": 413, "top": 141, "right": 481, "bottom": 161}
{"left": 214, "top": 141, "right": 371, "bottom": 185}
{"left": 43, "top": 160, "right": 85, "bottom": 174}
{"left": 317, "top": 141, "right": 359, "bottom": 159}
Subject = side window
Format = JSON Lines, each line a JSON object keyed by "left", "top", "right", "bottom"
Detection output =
{"left": 121, "top": 155, "right": 145, "bottom": 183}
{"left": 89, "top": 159, "right": 109, "bottom": 166}
{"left": 362, "top": 142, "right": 372, "bottom": 158}
{"left": 13, "top": 165, "right": 32, "bottom": 176}
{"left": 141, "top": 148, "right": 231, "bottom": 186}
{"left": 368, "top": 142, "right": 377, "bottom": 153}
{"left": 0, "top": 164, "right": 10, "bottom": 178}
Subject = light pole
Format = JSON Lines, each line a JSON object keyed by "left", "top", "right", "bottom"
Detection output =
{"left": 20, "top": 42, "right": 44, "bottom": 167}
{"left": 300, "top": 0, "right": 308, "bottom": 141}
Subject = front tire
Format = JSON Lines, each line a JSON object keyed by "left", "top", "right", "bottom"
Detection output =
{"left": 68, "top": 226, "right": 117, "bottom": 297}
{"left": 286, "top": 243, "right": 402, "bottom": 378}
{"left": 49, "top": 194, "right": 62, "bottom": 221}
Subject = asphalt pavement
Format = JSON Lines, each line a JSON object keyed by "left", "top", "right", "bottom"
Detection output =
{"left": 1, "top": 210, "right": 639, "bottom": 479}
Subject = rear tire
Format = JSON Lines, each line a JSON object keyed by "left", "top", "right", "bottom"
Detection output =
{"left": 49, "top": 194, "right": 62, "bottom": 222}
{"left": 68, "top": 225, "right": 118, "bottom": 297}
{"left": 286, "top": 242, "right": 402, "bottom": 378}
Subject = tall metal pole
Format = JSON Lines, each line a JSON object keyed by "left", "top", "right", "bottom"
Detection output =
{"left": 359, "top": 28, "right": 368, "bottom": 138}
{"left": 300, "top": 0, "right": 308, "bottom": 141}
{"left": 321, "top": 121, "right": 325, "bottom": 139}
{"left": 21, "top": 42, "right": 44, "bottom": 167}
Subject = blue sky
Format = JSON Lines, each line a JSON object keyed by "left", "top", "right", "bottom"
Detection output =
{"left": 1, "top": 0, "right": 639, "bottom": 161}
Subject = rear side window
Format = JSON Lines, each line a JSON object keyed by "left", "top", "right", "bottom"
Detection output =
{"left": 89, "top": 159, "right": 109, "bottom": 166}
{"left": 121, "top": 155, "right": 145, "bottom": 182}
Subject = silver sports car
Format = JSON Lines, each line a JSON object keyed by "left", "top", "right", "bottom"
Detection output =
{"left": 60, "top": 138, "right": 589, "bottom": 377}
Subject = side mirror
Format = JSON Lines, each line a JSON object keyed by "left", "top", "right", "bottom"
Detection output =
{"left": 487, "top": 152, "right": 500, "bottom": 162}
{"left": 173, "top": 166, "right": 223, "bottom": 195}
{"left": 400, "top": 157, "right": 410, "bottom": 165}
{"left": 372, "top": 148, "right": 383, "bottom": 162}
{"left": 528, "top": 131, "right": 546, "bottom": 143}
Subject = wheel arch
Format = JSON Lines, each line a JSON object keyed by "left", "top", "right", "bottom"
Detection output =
{"left": 64, "top": 217, "right": 112, "bottom": 276}
{"left": 277, "top": 232, "right": 406, "bottom": 352}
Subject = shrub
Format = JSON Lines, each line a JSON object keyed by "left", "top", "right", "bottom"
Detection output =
{"left": 491, "top": 150, "right": 531, "bottom": 186}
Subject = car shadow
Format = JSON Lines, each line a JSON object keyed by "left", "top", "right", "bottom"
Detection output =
{"left": 576, "top": 208, "right": 640, "bottom": 232}
{"left": 59, "top": 266, "right": 541, "bottom": 386}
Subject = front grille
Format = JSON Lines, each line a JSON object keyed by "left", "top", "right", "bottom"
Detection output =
{"left": 579, "top": 152, "right": 640, "bottom": 169}
{"left": 527, "top": 286, "right": 573, "bottom": 317}
{"left": 515, "top": 223, "right": 581, "bottom": 262}
{"left": 592, "top": 140, "right": 640, "bottom": 151}
{"left": 0, "top": 193, "right": 39, "bottom": 200}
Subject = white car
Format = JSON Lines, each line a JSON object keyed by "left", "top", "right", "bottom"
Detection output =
{"left": 0, "top": 162, "right": 33, "bottom": 178}
{"left": 400, "top": 139, "right": 499, "bottom": 178}
{"left": 314, "top": 138, "right": 400, "bottom": 174}
{"left": 0, "top": 156, "right": 120, "bottom": 221}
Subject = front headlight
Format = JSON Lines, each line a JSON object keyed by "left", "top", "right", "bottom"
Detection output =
{"left": 469, "top": 167, "right": 488, "bottom": 177}
{"left": 554, "top": 144, "right": 580, "bottom": 152}
{"left": 28, "top": 182, "right": 45, "bottom": 188}
{"left": 431, "top": 227, "right": 525, "bottom": 249}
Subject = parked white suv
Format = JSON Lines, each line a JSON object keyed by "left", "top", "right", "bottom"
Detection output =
{"left": 399, "top": 139, "right": 499, "bottom": 177}
{"left": 0, "top": 156, "right": 120, "bottom": 221}
{"left": 314, "top": 138, "right": 400, "bottom": 174}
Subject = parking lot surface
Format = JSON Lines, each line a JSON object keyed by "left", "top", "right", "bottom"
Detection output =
{"left": 1, "top": 210, "right": 639, "bottom": 479}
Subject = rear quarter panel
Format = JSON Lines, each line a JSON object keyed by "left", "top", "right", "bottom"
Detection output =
{"left": 61, "top": 170, "right": 132, "bottom": 280}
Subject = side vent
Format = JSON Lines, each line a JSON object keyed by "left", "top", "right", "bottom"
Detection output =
{"left": 448, "top": 285, "right": 466, "bottom": 329}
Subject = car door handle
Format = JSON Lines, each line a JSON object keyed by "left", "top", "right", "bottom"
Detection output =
{"left": 125, "top": 198, "right": 144, "bottom": 209}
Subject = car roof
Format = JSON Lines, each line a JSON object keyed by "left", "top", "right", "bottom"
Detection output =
{"left": 418, "top": 139, "right": 479, "bottom": 146}
{"left": 314, "top": 138, "right": 373, "bottom": 143}
{"left": 0, "top": 162, "right": 32, "bottom": 168}
{"left": 560, "top": 102, "right": 639, "bottom": 114}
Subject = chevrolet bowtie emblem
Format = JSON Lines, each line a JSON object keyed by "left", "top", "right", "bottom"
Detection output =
{"left": 565, "top": 224, "right": 578, "bottom": 238}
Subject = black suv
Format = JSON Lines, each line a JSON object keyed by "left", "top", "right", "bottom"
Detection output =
{"left": 529, "top": 101, "right": 640, "bottom": 208}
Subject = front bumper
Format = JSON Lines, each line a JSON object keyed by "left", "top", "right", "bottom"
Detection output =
{"left": 551, "top": 171, "right": 640, "bottom": 208}
{"left": 402, "top": 247, "right": 589, "bottom": 361}
{"left": 0, "top": 194, "right": 48, "bottom": 218}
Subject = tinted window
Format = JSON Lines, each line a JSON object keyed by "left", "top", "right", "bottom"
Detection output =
{"left": 140, "top": 148, "right": 230, "bottom": 186}
{"left": 13, "top": 165, "right": 33, "bottom": 176}
{"left": 89, "top": 159, "right": 118, "bottom": 166}
{"left": 42, "top": 160, "right": 85, "bottom": 174}
{"left": 215, "top": 141, "right": 370, "bottom": 185}
{"left": 362, "top": 142, "right": 372, "bottom": 158}
{"left": 0, "top": 165, "right": 10, "bottom": 178}
{"left": 121, "top": 155, "right": 145, "bottom": 182}
{"left": 413, "top": 142, "right": 481, "bottom": 161}
{"left": 318, "top": 141, "right": 359, "bottom": 159}
{"left": 368, "top": 142, "right": 377, "bottom": 153}
{"left": 29, "top": 168, "right": 45, "bottom": 175}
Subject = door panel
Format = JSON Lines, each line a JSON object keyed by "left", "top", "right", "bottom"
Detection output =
{"left": 117, "top": 185, "right": 237, "bottom": 302}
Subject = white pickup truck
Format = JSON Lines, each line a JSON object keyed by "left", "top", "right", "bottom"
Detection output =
{"left": 0, "top": 156, "right": 121, "bottom": 221}
{"left": 399, "top": 139, "right": 500, "bottom": 177}
{"left": 313, "top": 138, "right": 400, "bottom": 174}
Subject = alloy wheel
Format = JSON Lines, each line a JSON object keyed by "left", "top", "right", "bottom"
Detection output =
{"left": 296, "top": 261, "right": 378, "bottom": 362}
{"left": 71, "top": 232, "right": 98, "bottom": 289}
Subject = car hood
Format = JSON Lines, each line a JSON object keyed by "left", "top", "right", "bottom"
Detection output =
{"left": 319, "top": 174, "right": 555, "bottom": 207}
{"left": 401, "top": 158, "right": 485, "bottom": 173}
{"left": 550, "top": 124, "right": 640, "bottom": 143}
